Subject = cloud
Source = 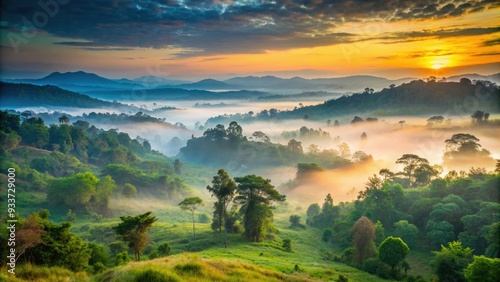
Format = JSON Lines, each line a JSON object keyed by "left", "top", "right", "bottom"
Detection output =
{"left": 483, "top": 38, "right": 500, "bottom": 46}
{"left": 472, "top": 51, "right": 500, "bottom": 56}
{"left": 2, "top": 0, "right": 499, "bottom": 56}
{"left": 377, "top": 26, "right": 500, "bottom": 43}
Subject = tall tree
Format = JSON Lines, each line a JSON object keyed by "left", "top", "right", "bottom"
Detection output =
{"left": 179, "top": 197, "right": 204, "bottom": 240}
{"left": 206, "top": 169, "right": 237, "bottom": 248}
{"left": 352, "top": 216, "right": 377, "bottom": 265}
{"left": 58, "top": 115, "right": 70, "bottom": 124}
{"left": 396, "top": 154, "right": 429, "bottom": 187}
{"left": 443, "top": 134, "right": 493, "bottom": 169}
{"left": 113, "top": 212, "right": 157, "bottom": 261}
{"left": 234, "top": 175, "right": 285, "bottom": 242}
{"left": 287, "top": 139, "right": 303, "bottom": 154}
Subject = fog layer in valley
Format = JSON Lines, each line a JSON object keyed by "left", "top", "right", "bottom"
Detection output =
{"left": 11, "top": 99, "right": 499, "bottom": 206}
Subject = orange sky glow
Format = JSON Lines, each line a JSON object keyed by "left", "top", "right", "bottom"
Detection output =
{"left": 1, "top": 2, "right": 499, "bottom": 79}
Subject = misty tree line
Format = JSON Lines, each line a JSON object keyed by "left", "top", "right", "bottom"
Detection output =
{"left": 181, "top": 121, "right": 375, "bottom": 172}
{"left": 206, "top": 79, "right": 499, "bottom": 123}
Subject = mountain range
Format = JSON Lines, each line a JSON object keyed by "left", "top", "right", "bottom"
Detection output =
{"left": 2, "top": 71, "right": 499, "bottom": 95}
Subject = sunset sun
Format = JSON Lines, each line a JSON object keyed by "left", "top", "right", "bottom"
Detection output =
{"left": 429, "top": 57, "right": 451, "bottom": 70}
{"left": 431, "top": 63, "right": 444, "bottom": 70}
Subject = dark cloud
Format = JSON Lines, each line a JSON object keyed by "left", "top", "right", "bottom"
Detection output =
{"left": 1, "top": 0, "right": 499, "bottom": 56}
{"left": 472, "top": 51, "right": 500, "bottom": 56}
{"left": 377, "top": 27, "right": 500, "bottom": 43}
{"left": 483, "top": 38, "right": 500, "bottom": 46}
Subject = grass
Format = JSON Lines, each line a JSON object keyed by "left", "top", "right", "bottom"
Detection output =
{"left": 59, "top": 204, "right": 390, "bottom": 281}
{"left": 93, "top": 255, "right": 317, "bottom": 282}
{"left": 7, "top": 201, "right": 432, "bottom": 281}
{"left": 0, "top": 264, "right": 88, "bottom": 282}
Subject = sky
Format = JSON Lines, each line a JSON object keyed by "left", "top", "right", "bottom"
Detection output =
{"left": 1, "top": 0, "right": 499, "bottom": 80}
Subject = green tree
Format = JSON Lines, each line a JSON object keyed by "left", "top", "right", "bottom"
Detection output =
{"left": 353, "top": 216, "right": 377, "bottom": 265}
{"left": 289, "top": 215, "right": 302, "bottom": 228}
{"left": 307, "top": 203, "right": 321, "bottom": 218}
{"left": 443, "top": 133, "right": 493, "bottom": 169}
{"left": 287, "top": 139, "right": 303, "bottom": 154}
{"left": 296, "top": 163, "right": 324, "bottom": 181}
{"left": 251, "top": 131, "right": 270, "bottom": 142}
{"left": 179, "top": 197, "right": 204, "bottom": 240}
{"left": 378, "top": 236, "right": 410, "bottom": 271}
{"left": 396, "top": 154, "right": 429, "bottom": 187}
{"left": 113, "top": 212, "right": 157, "bottom": 261}
{"left": 426, "top": 220, "right": 455, "bottom": 248}
{"left": 47, "top": 172, "right": 99, "bottom": 210}
{"left": 464, "top": 256, "right": 500, "bottom": 282}
{"left": 379, "top": 168, "right": 395, "bottom": 182}
{"left": 206, "top": 169, "right": 236, "bottom": 247}
{"left": 323, "top": 228, "right": 333, "bottom": 243}
{"left": 157, "top": 242, "right": 171, "bottom": 257}
{"left": 393, "top": 220, "right": 419, "bottom": 248}
{"left": 485, "top": 222, "right": 500, "bottom": 258}
{"left": 29, "top": 210, "right": 91, "bottom": 271}
{"left": 234, "top": 175, "right": 285, "bottom": 242}
{"left": 431, "top": 241, "right": 473, "bottom": 282}
{"left": 282, "top": 239, "right": 292, "bottom": 252}
{"left": 87, "top": 242, "right": 110, "bottom": 273}
{"left": 122, "top": 183, "right": 137, "bottom": 198}
{"left": 19, "top": 117, "right": 49, "bottom": 148}
{"left": 92, "top": 175, "right": 117, "bottom": 216}
{"left": 226, "top": 121, "right": 243, "bottom": 139}
{"left": 58, "top": 115, "right": 70, "bottom": 124}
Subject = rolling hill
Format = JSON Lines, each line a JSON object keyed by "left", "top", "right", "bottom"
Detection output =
{"left": 0, "top": 82, "right": 137, "bottom": 111}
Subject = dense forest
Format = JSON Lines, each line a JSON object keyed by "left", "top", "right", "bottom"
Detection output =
{"left": 0, "top": 83, "right": 141, "bottom": 112}
{"left": 1, "top": 107, "right": 499, "bottom": 281}
{"left": 207, "top": 79, "right": 500, "bottom": 124}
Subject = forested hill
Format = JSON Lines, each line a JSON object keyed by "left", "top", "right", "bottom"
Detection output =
{"left": 287, "top": 79, "right": 500, "bottom": 119}
{"left": 0, "top": 82, "right": 136, "bottom": 111}
{"left": 207, "top": 79, "right": 500, "bottom": 124}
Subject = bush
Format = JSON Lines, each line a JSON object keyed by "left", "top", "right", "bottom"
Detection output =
{"left": 198, "top": 213, "right": 210, "bottom": 223}
{"left": 363, "top": 258, "right": 381, "bottom": 274}
{"left": 109, "top": 241, "right": 128, "bottom": 256}
{"left": 114, "top": 252, "right": 130, "bottom": 266}
{"left": 157, "top": 243, "right": 171, "bottom": 257}
{"left": 322, "top": 228, "right": 333, "bottom": 243}
{"left": 134, "top": 269, "right": 180, "bottom": 282}
{"left": 174, "top": 262, "right": 202, "bottom": 275}
{"left": 149, "top": 250, "right": 159, "bottom": 259}
{"left": 376, "top": 262, "right": 393, "bottom": 279}
{"left": 93, "top": 262, "right": 106, "bottom": 274}
{"left": 337, "top": 274, "right": 349, "bottom": 282}
{"left": 282, "top": 239, "right": 292, "bottom": 252}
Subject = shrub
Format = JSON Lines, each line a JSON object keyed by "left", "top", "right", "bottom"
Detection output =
{"left": 134, "top": 269, "right": 180, "bottom": 282}
{"left": 149, "top": 250, "right": 159, "bottom": 259}
{"left": 157, "top": 243, "right": 171, "bottom": 257}
{"left": 322, "top": 228, "right": 333, "bottom": 243}
{"left": 93, "top": 262, "right": 106, "bottom": 274}
{"left": 174, "top": 262, "right": 202, "bottom": 275}
{"left": 337, "top": 274, "right": 349, "bottom": 282}
{"left": 363, "top": 257, "right": 381, "bottom": 274}
{"left": 114, "top": 252, "right": 130, "bottom": 266}
{"left": 282, "top": 239, "right": 292, "bottom": 252}
{"left": 198, "top": 213, "right": 210, "bottom": 223}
